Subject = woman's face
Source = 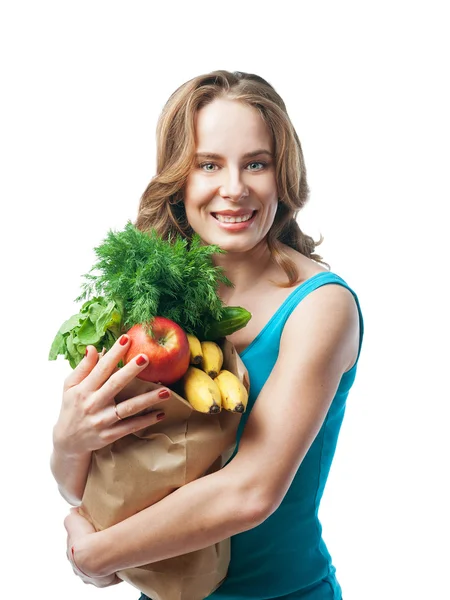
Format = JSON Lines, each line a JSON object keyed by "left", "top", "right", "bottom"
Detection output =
{"left": 183, "top": 98, "right": 279, "bottom": 253}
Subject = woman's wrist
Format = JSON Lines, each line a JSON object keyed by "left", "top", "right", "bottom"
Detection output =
{"left": 73, "top": 531, "right": 115, "bottom": 578}
{"left": 50, "top": 435, "right": 92, "bottom": 504}
{"left": 72, "top": 535, "right": 101, "bottom": 577}
{"left": 52, "top": 426, "right": 89, "bottom": 460}
{"left": 70, "top": 543, "right": 92, "bottom": 577}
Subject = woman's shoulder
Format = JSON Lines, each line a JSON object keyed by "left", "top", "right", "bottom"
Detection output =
{"left": 280, "top": 248, "right": 361, "bottom": 372}
{"left": 226, "top": 251, "right": 343, "bottom": 355}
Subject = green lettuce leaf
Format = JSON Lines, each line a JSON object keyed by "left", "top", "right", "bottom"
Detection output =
{"left": 77, "top": 317, "right": 101, "bottom": 345}
{"left": 48, "top": 296, "right": 123, "bottom": 368}
{"left": 59, "top": 314, "right": 82, "bottom": 335}
{"left": 48, "top": 331, "right": 66, "bottom": 361}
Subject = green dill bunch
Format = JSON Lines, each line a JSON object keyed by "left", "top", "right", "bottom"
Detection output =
{"left": 76, "top": 221, "right": 233, "bottom": 334}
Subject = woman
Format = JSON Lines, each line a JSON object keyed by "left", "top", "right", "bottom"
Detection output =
{"left": 53, "top": 70, "right": 364, "bottom": 599}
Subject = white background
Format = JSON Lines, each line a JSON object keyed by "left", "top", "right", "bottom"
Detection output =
{"left": 0, "top": 1, "right": 449, "bottom": 598}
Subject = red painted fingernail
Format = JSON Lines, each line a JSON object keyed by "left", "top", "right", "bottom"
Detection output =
{"left": 136, "top": 355, "right": 147, "bottom": 366}
{"left": 158, "top": 389, "right": 170, "bottom": 399}
{"left": 157, "top": 412, "right": 166, "bottom": 421}
{"left": 119, "top": 335, "right": 129, "bottom": 346}
{"left": 85, "top": 348, "right": 88, "bottom": 357}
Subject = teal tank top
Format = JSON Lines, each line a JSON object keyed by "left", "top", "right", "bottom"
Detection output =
{"left": 206, "top": 272, "right": 364, "bottom": 600}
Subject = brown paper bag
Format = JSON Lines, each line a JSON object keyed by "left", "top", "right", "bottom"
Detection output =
{"left": 79, "top": 339, "right": 249, "bottom": 600}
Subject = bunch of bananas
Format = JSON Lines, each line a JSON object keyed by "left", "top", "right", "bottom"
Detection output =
{"left": 183, "top": 335, "right": 248, "bottom": 415}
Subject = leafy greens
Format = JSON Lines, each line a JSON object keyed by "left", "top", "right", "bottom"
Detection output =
{"left": 48, "top": 296, "right": 122, "bottom": 368}
{"left": 75, "top": 221, "right": 233, "bottom": 336}
{"left": 49, "top": 222, "right": 238, "bottom": 365}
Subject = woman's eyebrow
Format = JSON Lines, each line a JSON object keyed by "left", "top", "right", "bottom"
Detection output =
{"left": 195, "top": 149, "right": 273, "bottom": 160}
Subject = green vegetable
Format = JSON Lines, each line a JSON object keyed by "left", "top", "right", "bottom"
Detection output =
{"left": 201, "top": 306, "right": 252, "bottom": 341}
{"left": 49, "top": 222, "right": 253, "bottom": 366}
{"left": 75, "top": 222, "right": 234, "bottom": 336}
{"left": 48, "top": 297, "right": 123, "bottom": 367}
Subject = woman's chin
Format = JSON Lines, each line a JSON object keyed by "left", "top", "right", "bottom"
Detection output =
{"left": 212, "top": 237, "right": 259, "bottom": 254}
{"left": 193, "top": 220, "right": 266, "bottom": 254}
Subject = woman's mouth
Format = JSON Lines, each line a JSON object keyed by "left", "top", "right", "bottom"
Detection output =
{"left": 211, "top": 210, "right": 257, "bottom": 230}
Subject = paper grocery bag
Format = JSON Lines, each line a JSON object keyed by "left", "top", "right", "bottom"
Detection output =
{"left": 79, "top": 339, "right": 248, "bottom": 600}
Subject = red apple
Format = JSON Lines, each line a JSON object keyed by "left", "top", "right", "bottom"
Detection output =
{"left": 124, "top": 317, "right": 190, "bottom": 385}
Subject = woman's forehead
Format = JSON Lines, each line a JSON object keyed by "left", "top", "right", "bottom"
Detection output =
{"left": 195, "top": 98, "right": 272, "bottom": 153}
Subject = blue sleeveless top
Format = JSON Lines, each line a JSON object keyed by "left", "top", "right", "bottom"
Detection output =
{"left": 207, "top": 272, "right": 364, "bottom": 600}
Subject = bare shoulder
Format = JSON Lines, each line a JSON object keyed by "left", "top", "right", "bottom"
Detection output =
{"left": 280, "top": 281, "right": 360, "bottom": 373}
{"left": 279, "top": 244, "right": 360, "bottom": 371}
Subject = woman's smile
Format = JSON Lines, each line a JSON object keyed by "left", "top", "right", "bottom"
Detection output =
{"left": 211, "top": 209, "right": 258, "bottom": 229}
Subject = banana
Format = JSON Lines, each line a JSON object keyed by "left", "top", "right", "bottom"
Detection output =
{"left": 214, "top": 370, "right": 248, "bottom": 413}
{"left": 187, "top": 333, "right": 203, "bottom": 366}
{"left": 200, "top": 341, "right": 223, "bottom": 378}
{"left": 182, "top": 366, "right": 222, "bottom": 414}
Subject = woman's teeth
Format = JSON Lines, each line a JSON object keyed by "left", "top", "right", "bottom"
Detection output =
{"left": 214, "top": 212, "right": 254, "bottom": 223}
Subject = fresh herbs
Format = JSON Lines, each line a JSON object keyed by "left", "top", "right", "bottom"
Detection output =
{"left": 48, "top": 222, "right": 253, "bottom": 365}
{"left": 75, "top": 222, "right": 233, "bottom": 336}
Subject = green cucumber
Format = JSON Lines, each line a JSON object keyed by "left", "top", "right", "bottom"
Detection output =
{"left": 203, "top": 306, "right": 252, "bottom": 340}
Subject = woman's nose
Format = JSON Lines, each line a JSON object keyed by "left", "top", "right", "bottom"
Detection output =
{"left": 219, "top": 169, "right": 249, "bottom": 202}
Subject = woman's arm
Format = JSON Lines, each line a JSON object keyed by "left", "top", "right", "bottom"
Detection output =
{"left": 68, "top": 284, "right": 360, "bottom": 576}
{"left": 50, "top": 445, "right": 92, "bottom": 506}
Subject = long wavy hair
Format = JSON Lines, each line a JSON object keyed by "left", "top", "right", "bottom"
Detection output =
{"left": 135, "top": 70, "right": 329, "bottom": 286}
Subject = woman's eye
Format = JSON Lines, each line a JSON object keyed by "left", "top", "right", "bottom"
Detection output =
{"left": 200, "top": 163, "right": 217, "bottom": 172}
{"left": 247, "top": 162, "right": 265, "bottom": 171}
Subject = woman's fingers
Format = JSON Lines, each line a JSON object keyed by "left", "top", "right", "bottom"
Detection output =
{"left": 91, "top": 387, "right": 171, "bottom": 428}
{"left": 65, "top": 509, "right": 122, "bottom": 587}
{"left": 78, "top": 335, "right": 135, "bottom": 392}
{"left": 92, "top": 352, "right": 157, "bottom": 408}
{"left": 63, "top": 345, "right": 100, "bottom": 392}
{"left": 114, "top": 387, "right": 170, "bottom": 421}
{"left": 99, "top": 404, "right": 168, "bottom": 445}
{"left": 64, "top": 507, "right": 95, "bottom": 537}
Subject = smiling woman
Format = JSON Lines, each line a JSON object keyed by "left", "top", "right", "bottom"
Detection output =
{"left": 54, "top": 70, "right": 364, "bottom": 600}
{"left": 135, "top": 70, "right": 327, "bottom": 287}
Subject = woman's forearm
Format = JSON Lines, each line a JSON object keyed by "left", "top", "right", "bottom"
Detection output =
{"left": 78, "top": 462, "right": 267, "bottom": 577}
{"left": 50, "top": 431, "right": 92, "bottom": 505}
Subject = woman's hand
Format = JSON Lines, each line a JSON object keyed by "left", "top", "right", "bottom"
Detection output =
{"left": 51, "top": 334, "right": 170, "bottom": 504}
{"left": 64, "top": 508, "right": 120, "bottom": 587}
{"left": 53, "top": 334, "right": 170, "bottom": 458}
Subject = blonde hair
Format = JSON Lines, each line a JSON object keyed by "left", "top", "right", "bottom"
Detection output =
{"left": 135, "top": 70, "right": 329, "bottom": 286}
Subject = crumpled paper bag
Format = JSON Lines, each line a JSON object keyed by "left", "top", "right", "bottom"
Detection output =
{"left": 79, "top": 339, "right": 249, "bottom": 600}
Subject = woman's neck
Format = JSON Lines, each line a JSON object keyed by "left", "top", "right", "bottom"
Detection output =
{"left": 214, "top": 241, "right": 274, "bottom": 302}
